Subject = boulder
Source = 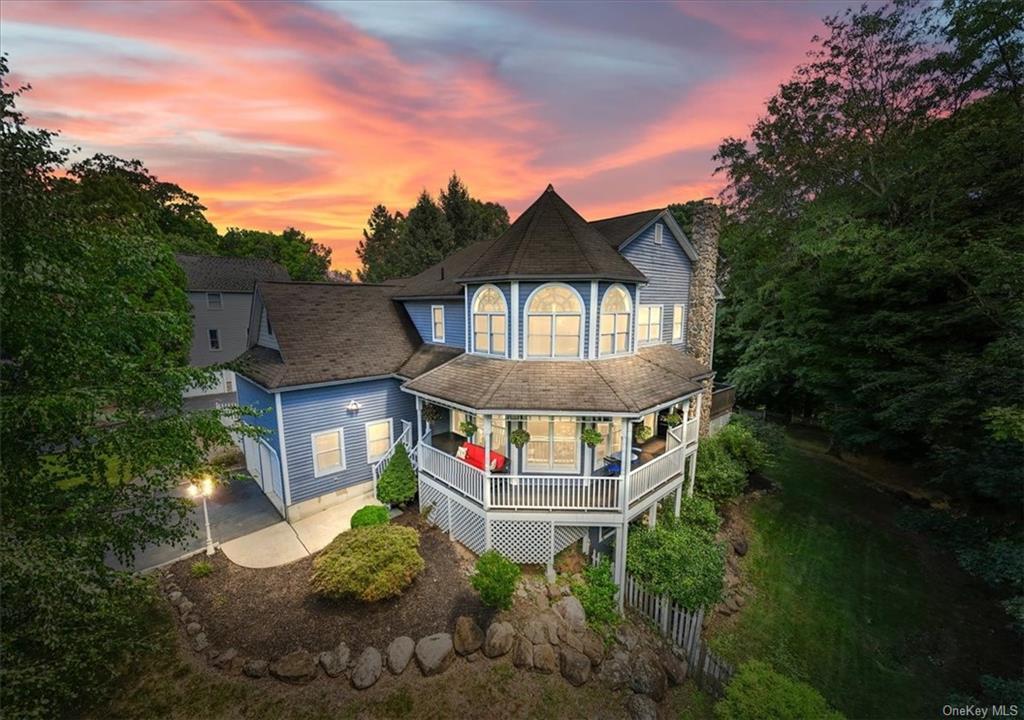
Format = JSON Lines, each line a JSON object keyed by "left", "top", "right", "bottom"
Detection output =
{"left": 387, "top": 636, "right": 414, "bottom": 675}
{"left": 733, "top": 539, "right": 748, "bottom": 556}
{"left": 415, "top": 633, "right": 455, "bottom": 676}
{"left": 561, "top": 630, "right": 585, "bottom": 654}
{"left": 242, "top": 659, "right": 268, "bottom": 678}
{"left": 559, "top": 647, "right": 591, "bottom": 686}
{"left": 532, "top": 642, "right": 558, "bottom": 674}
{"left": 523, "top": 619, "right": 548, "bottom": 645}
{"left": 453, "top": 616, "right": 484, "bottom": 656}
{"left": 554, "top": 596, "right": 586, "bottom": 632}
{"left": 185, "top": 622, "right": 202, "bottom": 637}
{"left": 547, "top": 583, "right": 562, "bottom": 600}
{"left": 512, "top": 636, "right": 533, "bottom": 669}
{"left": 625, "top": 694, "right": 659, "bottom": 720}
{"left": 661, "top": 652, "right": 688, "bottom": 686}
{"left": 168, "top": 590, "right": 183, "bottom": 606}
{"left": 351, "top": 647, "right": 382, "bottom": 690}
{"left": 614, "top": 624, "right": 640, "bottom": 651}
{"left": 629, "top": 650, "right": 668, "bottom": 702}
{"left": 192, "top": 632, "right": 210, "bottom": 653}
{"left": 482, "top": 622, "right": 514, "bottom": 658}
{"left": 318, "top": 650, "right": 346, "bottom": 678}
{"left": 178, "top": 599, "right": 195, "bottom": 617}
{"left": 270, "top": 650, "right": 318, "bottom": 684}
{"left": 598, "top": 654, "right": 631, "bottom": 690}
{"left": 581, "top": 630, "right": 605, "bottom": 666}
{"left": 535, "top": 591, "right": 550, "bottom": 610}
{"left": 212, "top": 648, "right": 238, "bottom": 670}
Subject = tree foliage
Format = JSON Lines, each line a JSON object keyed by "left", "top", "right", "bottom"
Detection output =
{"left": 0, "top": 58, "right": 255, "bottom": 718}
{"left": 219, "top": 225, "right": 331, "bottom": 281}
{"left": 376, "top": 443, "right": 416, "bottom": 506}
{"left": 712, "top": 0, "right": 1024, "bottom": 506}
{"left": 715, "top": 661, "right": 845, "bottom": 720}
{"left": 356, "top": 173, "right": 509, "bottom": 282}
{"left": 627, "top": 515, "right": 725, "bottom": 609}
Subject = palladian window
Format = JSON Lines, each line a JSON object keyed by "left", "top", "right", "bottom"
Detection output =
{"left": 472, "top": 285, "right": 507, "bottom": 355}
{"left": 526, "top": 284, "right": 582, "bottom": 358}
{"left": 599, "top": 285, "right": 632, "bottom": 356}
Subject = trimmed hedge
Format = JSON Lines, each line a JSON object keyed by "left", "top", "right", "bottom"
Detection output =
{"left": 350, "top": 505, "right": 389, "bottom": 528}
{"left": 470, "top": 551, "right": 520, "bottom": 610}
{"left": 715, "top": 661, "right": 845, "bottom": 720}
{"left": 311, "top": 524, "right": 424, "bottom": 602}
{"left": 376, "top": 443, "right": 416, "bottom": 506}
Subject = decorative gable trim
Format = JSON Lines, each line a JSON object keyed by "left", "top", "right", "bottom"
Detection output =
{"left": 617, "top": 210, "right": 700, "bottom": 263}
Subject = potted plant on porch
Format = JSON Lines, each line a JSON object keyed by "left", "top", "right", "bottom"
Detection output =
{"left": 634, "top": 424, "right": 653, "bottom": 445}
{"left": 581, "top": 426, "right": 604, "bottom": 448}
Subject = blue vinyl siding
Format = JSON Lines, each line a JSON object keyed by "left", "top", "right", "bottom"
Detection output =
{"left": 621, "top": 221, "right": 693, "bottom": 350}
{"left": 518, "top": 281, "right": 593, "bottom": 358}
{"left": 280, "top": 378, "right": 415, "bottom": 504}
{"left": 402, "top": 300, "right": 465, "bottom": 348}
{"left": 466, "top": 283, "right": 512, "bottom": 357}
{"left": 236, "top": 374, "right": 279, "bottom": 455}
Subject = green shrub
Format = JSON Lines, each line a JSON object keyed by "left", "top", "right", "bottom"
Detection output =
{"left": 189, "top": 560, "right": 214, "bottom": 578}
{"left": 696, "top": 436, "right": 748, "bottom": 504}
{"left": 729, "top": 414, "right": 785, "bottom": 459}
{"left": 716, "top": 421, "right": 770, "bottom": 473}
{"left": 715, "top": 661, "right": 844, "bottom": 720}
{"left": 470, "top": 551, "right": 520, "bottom": 610}
{"left": 572, "top": 558, "right": 620, "bottom": 635}
{"left": 311, "top": 524, "right": 424, "bottom": 602}
{"left": 376, "top": 443, "right": 416, "bottom": 506}
{"left": 351, "top": 505, "right": 390, "bottom": 528}
{"left": 627, "top": 518, "right": 725, "bottom": 609}
{"left": 676, "top": 495, "right": 722, "bottom": 535}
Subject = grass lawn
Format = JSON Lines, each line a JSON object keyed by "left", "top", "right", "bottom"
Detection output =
{"left": 708, "top": 434, "right": 1020, "bottom": 720}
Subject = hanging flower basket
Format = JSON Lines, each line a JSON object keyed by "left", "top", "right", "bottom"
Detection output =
{"left": 422, "top": 403, "right": 443, "bottom": 426}
{"left": 459, "top": 419, "right": 479, "bottom": 439}
{"left": 581, "top": 426, "right": 604, "bottom": 448}
{"left": 510, "top": 428, "right": 531, "bottom": 448}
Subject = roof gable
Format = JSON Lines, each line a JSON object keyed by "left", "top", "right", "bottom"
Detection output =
{"left": 589, "top": 209, "right": 699, "bottom": 263}
{"left": 175, "top": 254, "right": 290, "bottom": 292}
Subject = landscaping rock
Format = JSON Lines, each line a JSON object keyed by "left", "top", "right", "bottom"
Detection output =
{"left": 661, "top": 652, "right": 688, "bottom": 686}
{"left": 453, "top": 616, "right": 484, "bottom": 655}
{"left": 625, "top": 693, "right": 659, "bottom": 720}
{"left": 387, "top": 636, "right": 414, "bottom": 675}
{"left": 554, "top": 596, "right": 586, "bottom": 632}
{"left": 482, "top": 622, "right": 514, "bottom": 658}
{"left": 629, "top": 650, "right": 668, "bottom": 702}
{"left": 243, "top": 659, "right": 269, "bottom": 678}
{"left": 168, "top": 590, "right": 183, "bottom": 606}
{"left": 416, "top": 633, "right": 455, "bottom": 676}
{"left": 559, "top": 647, "right": 592, "bottom": 686}
{"left": 547, "top": 583, "right": 562, "bottom": 600}
{"left": 192, "top": 632, "right": 210, "bottom": 652}
{"left": 535, "top": 591, "right": 550, "bottom": 610}
{"left": 335, "top": 641, "right": 351, "bottom": 669}
{"left": 270, "top": 650, "right": 317, "bottom": 684}
{"left": 351, "top": 647, "right": 382, "bottom": 690}
{"left": 465, "top": 651, "right": 481, "bottom": 663}
{"left": 319, "top": 650, "right": 346, "bottom": 678}
{"left": 582, "top": 630, "right": 605, "bottom": 666}
{"left": 185, "top": 622, "right": 202, "bottom": 637}
{"left": 178, "top": 599, "right": 194, "bottom": 617}
{"left": 532, "top": 642, "right": 558, "bottom": 674}
{"left": 598, "top": 653, "right": 631, "bottom": 690}
{"left": 512, "top": 636, "right": 534, "bottom": 669}
{"left": 725, "top": 596, "right": 741, "bottom": 613}
{"left": 733, "top": 539, "right": 748, "bottom": 556}
{"left": 213, "top": 648, "right": 238, "bottom": 670}
{"left": 615, "top": 625, "right": 640, "bottom": 651}
{"left": 523, "top": 619, "right": 548, "bottom": 645}
{"left": 561, "top": 629, "right": 585, "bottom": 654}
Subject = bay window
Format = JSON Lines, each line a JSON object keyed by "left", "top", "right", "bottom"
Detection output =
{"left": 526, "top": 284, "right": 582, "bottom": 358}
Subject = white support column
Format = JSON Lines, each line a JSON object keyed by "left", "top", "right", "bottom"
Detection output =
{"left": 483, "top": 415, "right": 492, "bottom": 511}
{"left": 546, "top": 521, "right": 557, "bottom": 583}
{"left": 674, "top": 485, "right": 682, "bottom": 517}
{"left": 687, "top": 452, "right": 697, "bottom": 497}
{"left": 614, "top": 521, "right": 628, "bottom": 612}
{"left": 619, "top": 420, "right": 633, "bottom": 511}
{"left": 647, "top": 502, "right": 657, "bottom": 527}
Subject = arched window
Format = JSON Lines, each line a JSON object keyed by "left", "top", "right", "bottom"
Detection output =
{"left": 526, "top": 284, "right": 583, "bottom": 358}
{"left": 472, "top": 285, "right": 507, "bottom": 355}
{"left": 599, "top": 285, "right": 632, "bottom": 356}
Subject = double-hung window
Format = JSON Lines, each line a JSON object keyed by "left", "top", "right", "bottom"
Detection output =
{"left": 208, "top": 328, "right": 221, "bottom": 351}
{"left": 312, "top": 428, "right": 346, "bottom": 477}
{"left": 451, "top": 410, "right": 507, "bottom": 451}
{"left": 472, "top": 285, "right": 507, "bottom": 355}
{"left": 525, "top": 416, "right": 579, "bottom": 472}
{"left": 207, "top": 292, "right": 222, "bottom": 310}
{"left": 594, "top": 419, "right": 623, "bottom": 468}
{"left": 599, "top": 285, "right": 632, "bottom": 356}
{"left": 431, "top": 305, "right": 445, "bottom": 343}
{"left": 526, "top": 284, "right": 582, "bottom": 358}
{"left": 365, "top": 419, "right": 393, "bottom": 463}
{"left": 637, "top": 305, "right": 662, "bottom": 344}
{"left": 672, "top": 304, "right": 685, "bottom": 342}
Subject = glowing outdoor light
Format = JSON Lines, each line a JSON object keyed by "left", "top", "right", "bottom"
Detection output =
{"left": 346, "top": 400, "right": 363, "bottom": 412}
{"left": 190, "top": 473, "right": 216, "bottom": 556}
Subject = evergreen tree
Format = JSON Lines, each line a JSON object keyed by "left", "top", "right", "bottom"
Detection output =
{"left": 403, "top": 189, "right": 455, "bottom": 273}
{"left": 356, "top": 204, "right": 404, "bottom": 282}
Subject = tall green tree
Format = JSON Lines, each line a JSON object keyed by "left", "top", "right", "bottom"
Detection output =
{"left": 403, "top": 189, "right": 456, "bottom": 272}
{"left": 0, "top": 59, "right": 254, "bottom": 718}
{"left": 440, "top": 172, "right": 510, "bottom": 246}
{"left": 355, "top": 204, "right": 404, "bottom": 282}
{"left": 712, "top": 0, "right": 1024, "bottom": 505}
{"left": 218, "top": 225, "right": 331, "bottom": 281}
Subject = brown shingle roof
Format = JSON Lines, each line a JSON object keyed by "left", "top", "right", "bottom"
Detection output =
{"left": 457, "top": 186, "right": 647, "bottom": 283}
{"left": 396, "top": 344, "right": 464, "bottom": 380}
{"left": 403, "top": 345, "right": 712, "bottom": 414}
{"left": 175, "top": 254, "right": 290, "bottom": 292}
{"left": 232, "top": 282, "right": 422, "bottom": 388}
{"left": 391, "top": 241, "right": 493, "bottom": 298}
{"left": 589, "top": 208, "right": 664, "bottom": 248}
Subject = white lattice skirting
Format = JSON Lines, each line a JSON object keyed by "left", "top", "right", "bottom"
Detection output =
{"left": 419, "top": 475, "right": 590, "bottom": 564}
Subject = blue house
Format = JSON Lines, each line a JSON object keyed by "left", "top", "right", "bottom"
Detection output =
{"left": 233, "top": 185, "right": 724, "bottom": 601}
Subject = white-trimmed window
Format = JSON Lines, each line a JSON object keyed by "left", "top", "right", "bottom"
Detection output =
{"left": 365, "top": 418, "right": 393, "bottom": 463}
{"left": 637, "top": 305, "right": 662, "bottom": 344}
{"left": 526, "top": 284, "right": 582, "bottom": 358}
{"left": 599, "top": 285, "right": 632, "bottom": 356}
{"left": 472, "top": 285, "right": 507, "bottom": 355}
{"left": 594, "top": 418, "right": 623, "bottom": 468}
{"left": 312, "top": 428, "right": 346, "bottom": 477}
{"left": 208, "top": 328, "right": 221, "bottom": 351}
{"left": 451, "top": 410, "right": 507, "bottom": 450}
{"left": 207, "top": 292, "right": 222, "bottom": 310}
{"left": 654, "top": 223, "right": 663, "bottom": 245}
{"left": 525, "top": 416, "right": 579, "bottom": 472}
{"left": 431, "top": 305, "right": 445, "bottom": 343}
{"left": 672, "top": 304, "right": 685, "bottom": 342}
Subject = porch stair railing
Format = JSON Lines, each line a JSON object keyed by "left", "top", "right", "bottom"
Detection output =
{"left": 628, "top": 444, "right": 684, "bottom": 504}
{"left": 371, "top": 420, "right": 413, "bottom": 497}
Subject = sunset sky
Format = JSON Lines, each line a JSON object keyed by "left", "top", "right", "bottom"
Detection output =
{"left": 4, "top": 1, "right": 856, "bottom": 272}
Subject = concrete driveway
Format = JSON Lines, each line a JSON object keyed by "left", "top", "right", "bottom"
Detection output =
{"left": 112, "top": 473, "right": 282, "bottom": 572}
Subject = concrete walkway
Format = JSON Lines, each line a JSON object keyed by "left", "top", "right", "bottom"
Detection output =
{"left": 221, "top": 491, "right": 382, "bottom": 568}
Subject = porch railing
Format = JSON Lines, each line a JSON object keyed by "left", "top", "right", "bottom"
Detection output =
{"left": 684, "top": 417, "right": 699, "bottom": 446}
{"left": 489, "top": 474, "right": 620, "bottom": 511}
{"left": 628, "top": 444, "right": 684, "bottom": 504}
{"left": 419, "top": 443, "right": 484, "bottom": 503}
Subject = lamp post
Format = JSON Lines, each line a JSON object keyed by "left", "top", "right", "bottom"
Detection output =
{"left": 188, "top": 475, "right": 215, "bottom": 556}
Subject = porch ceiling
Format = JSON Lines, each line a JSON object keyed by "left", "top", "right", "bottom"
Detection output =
{"left": 403, "top": 345, "right": 711, "bottom": 414}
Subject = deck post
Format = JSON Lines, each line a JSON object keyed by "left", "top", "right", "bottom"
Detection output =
{"left": 614, "top": 521, "right": 628, "bottom": 612}
{"left": 483, "top": 415, "right": 492, "bottom": 511}
{"left": 674, "top": 485, "right": 682, "bottom": 517}
{"left": 686, "top": 452, "right": 697, "bottom": 497}
{"left": 648, "top": 502, "right": 657, "bottom": 527}
{"left": 620, "top": 420, "right": 633, "bottom": 511}
{"left": 415, "top": 397, "right": 424, "bottom": 463}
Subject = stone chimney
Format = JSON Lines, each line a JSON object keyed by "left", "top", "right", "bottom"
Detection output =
{"left": 686, "top": 198, "right": 721, "bottom": 437}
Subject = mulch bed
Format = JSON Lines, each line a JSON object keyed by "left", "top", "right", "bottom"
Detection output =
{"left": 167, "top": 512, "right": 492, "bottom": 659}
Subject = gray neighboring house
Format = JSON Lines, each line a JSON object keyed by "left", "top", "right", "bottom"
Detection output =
{"left": 175, "top": 254, "right": 290, "bottom": 399}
